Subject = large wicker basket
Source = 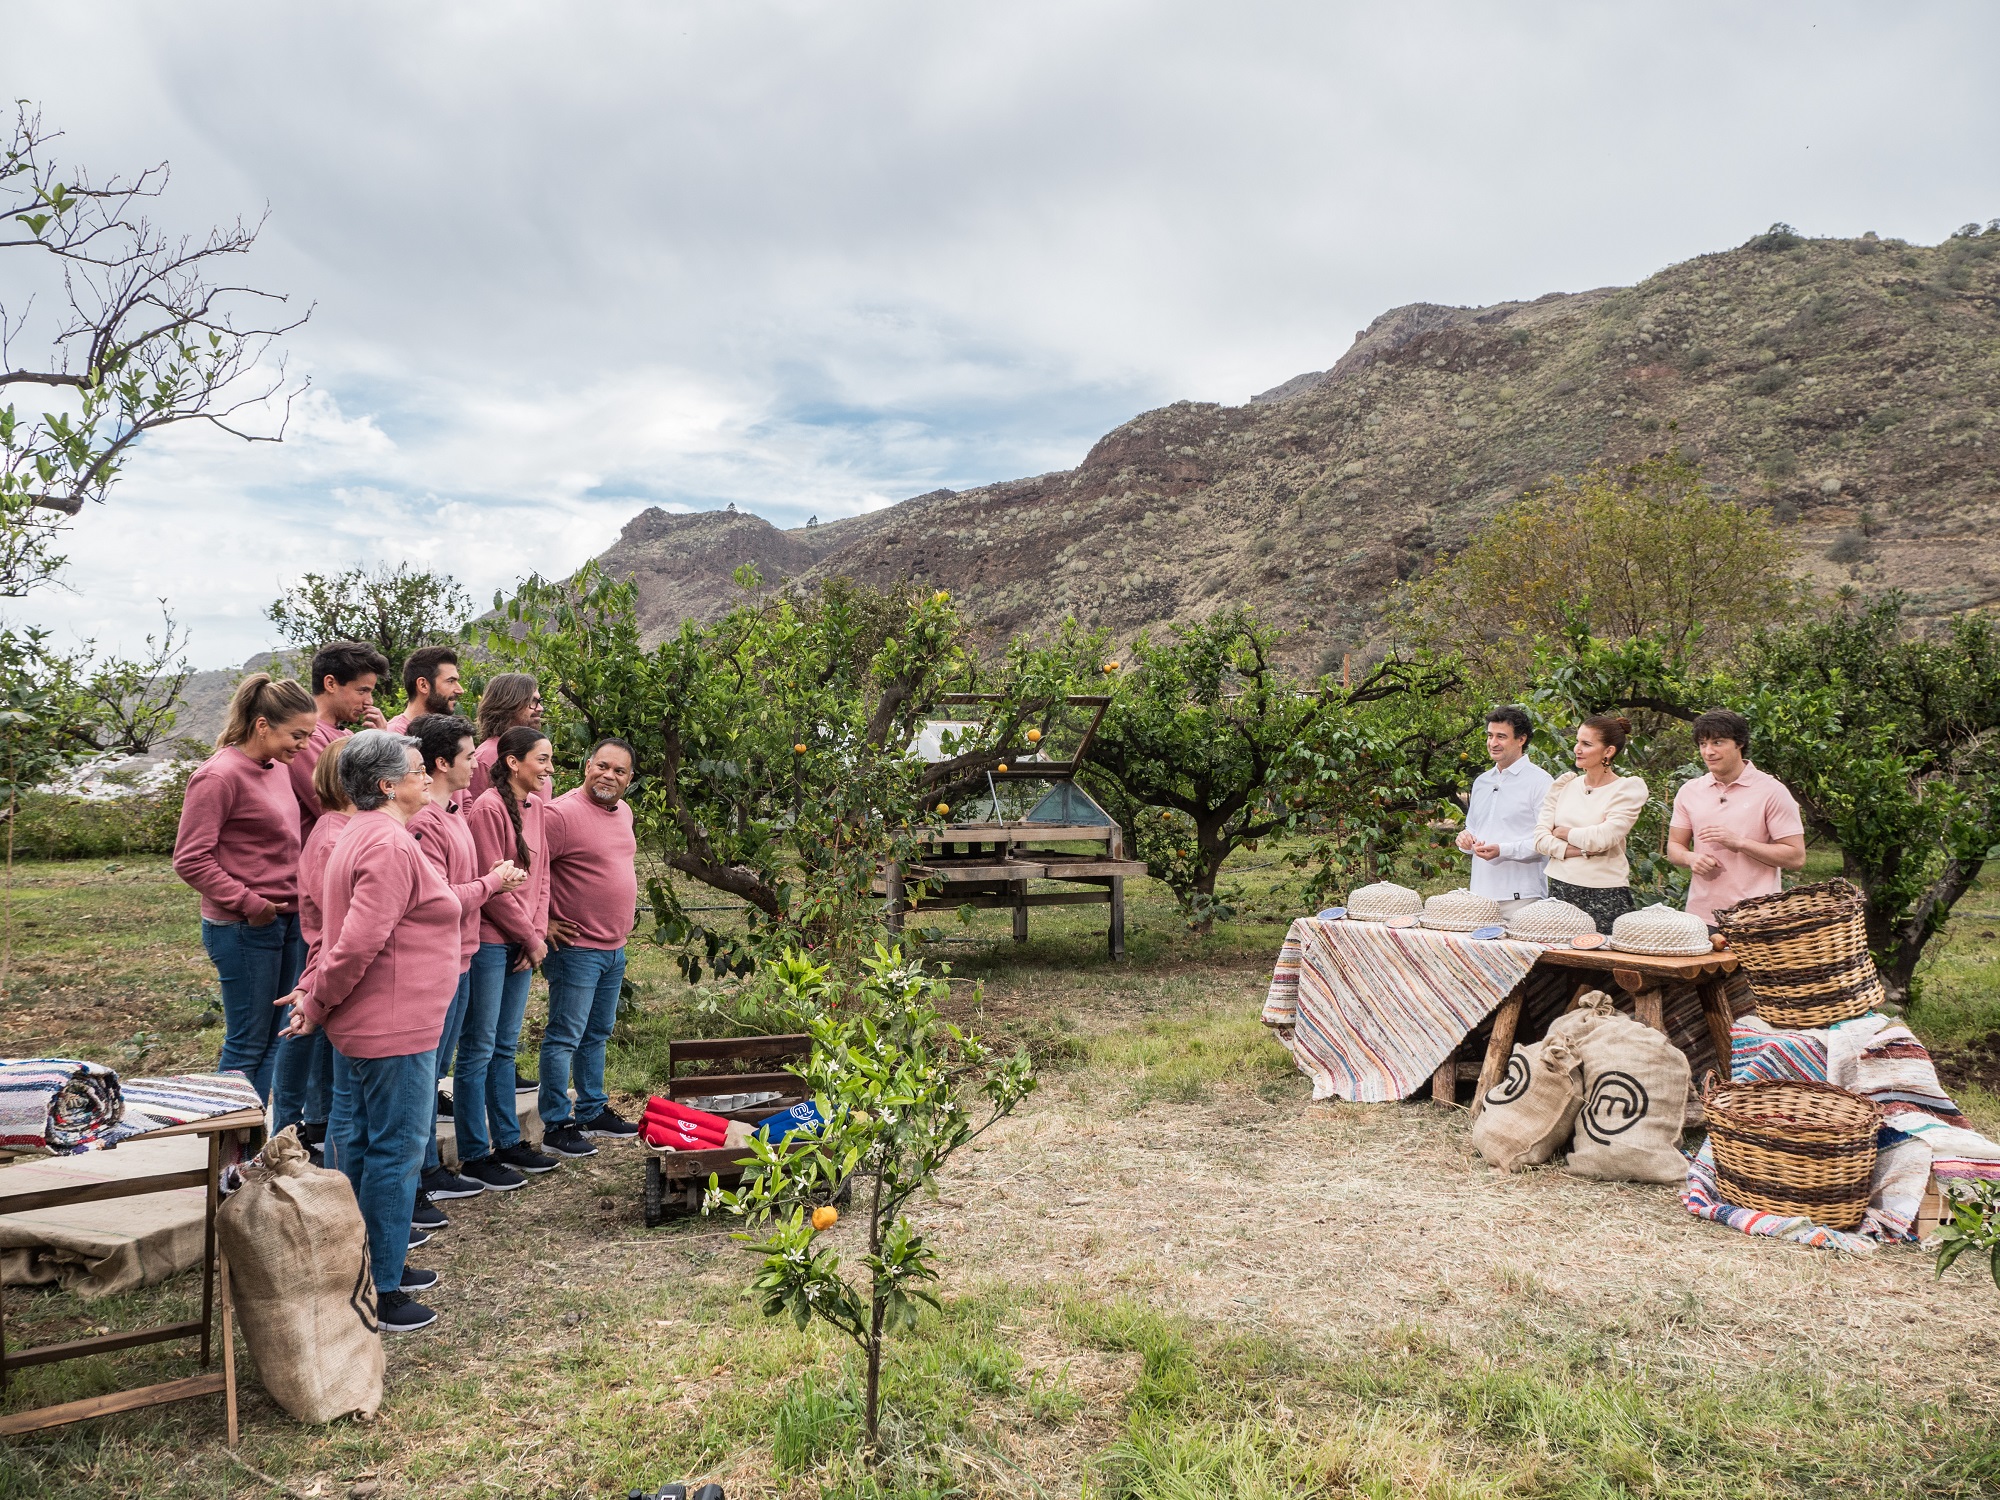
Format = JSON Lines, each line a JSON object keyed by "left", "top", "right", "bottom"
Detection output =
{"left": 1701, "top": 1076, "right": 1881, "bottom": 1229}
{"left": 1713, "top": 878, "right": 1884, "bottom": 1029}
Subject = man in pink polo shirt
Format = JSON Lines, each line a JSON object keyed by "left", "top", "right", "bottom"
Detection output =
{"left": 535, "top": 738, "right": 641, "bottom": 1160}
{"left": 1667, "top": 708, "right": 1807, "bottom": 927}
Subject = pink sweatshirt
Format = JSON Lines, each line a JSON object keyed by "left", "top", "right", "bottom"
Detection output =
{"left": 173, "top": 746, "right": 303, "bottom": 922}
{"left": 288, "top": 719, "right": 347, "bottom": 838}
{"left": 409, "top": 798, "right": 511, "bottom": 970}
{"left": 294, "top": 810, "right": 461, "bottom": 1059}
{"left": 545, "top": 788, "right": 639, "bottom": 949}
{"left": 465, "top": 736, "right": 553, "bottom": 814}
{"left": 297, "top": 809, "right": 353, "bottom": 951}
{"left": 466, "top": 786, "right": 550, "bottom": 950}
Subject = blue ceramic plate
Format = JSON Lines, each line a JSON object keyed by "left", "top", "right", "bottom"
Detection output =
{"left": 1468, "top": 924, "right": 1506, "bottom": 940}
{"left": 1315, "top": 907, "right": 1347, "bottom": 921}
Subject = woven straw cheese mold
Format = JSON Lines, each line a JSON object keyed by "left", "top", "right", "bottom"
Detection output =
{"left": 1420, "top": 888, "right": 1502, "bottom": 932}
{"left": 1504, "top": 898, "right": 1597, "bottom": 944}
{"left": 1345, "top": 881, "right": 1423, "bottom": 922}
{"left": 1609, "top": 902, "right": 1712, "bottom": 956}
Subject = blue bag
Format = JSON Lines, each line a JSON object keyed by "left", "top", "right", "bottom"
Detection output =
{"left": 755, "top": 1100, "right": 823, "bottom": 1142}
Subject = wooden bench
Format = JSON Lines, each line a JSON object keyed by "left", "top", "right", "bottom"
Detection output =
{"left": 643, "top": 1035, "right": 812, "bottom": 1226}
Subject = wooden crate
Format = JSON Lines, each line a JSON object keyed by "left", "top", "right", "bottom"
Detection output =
{"left": 643, "top": 1034, "right": 810, "bottom": 1227}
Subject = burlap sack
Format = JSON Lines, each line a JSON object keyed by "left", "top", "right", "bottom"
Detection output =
{"left": 1544, "top": 989, "right": 1619, "bottom": 1050}
{"left": 1470, "top": 1033, "right": 1584, "bottom": 1172}
{"left": 1564, "top": 1012, "right": 1691, "bottom": 1184}
{"left": 215, "top": 1127, "right": 383, "bottom": 1423}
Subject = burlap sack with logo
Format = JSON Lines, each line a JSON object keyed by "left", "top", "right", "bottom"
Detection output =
{"left": 1563, "top": 1012, "right": 1691, "bottom": 1184}
{"left": 1470, "top": 1033, "right": 1585, "bottom": 1172}
{"left": 215, "top": 1127, "right": 383, "bottom": 1423}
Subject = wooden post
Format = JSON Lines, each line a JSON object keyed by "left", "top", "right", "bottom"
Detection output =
{"left": 1010, "top": 878, "right": 1028, "bottom": 942}
{"left": 1431, "top": 1056, "right": 1457, "bottom": 1106}
{"left": 219, "top": 1252, "right": 238, "bottom": 1448}
{"left": 1696, "top": 975, "right": 1736, "bottom": 1081}
{"left": 1108, "top": 877, "right": 1126, "bottom": 960}
{"left": 1470, "top": 988, "right": 1525, "bottom": 1118}
{"left": 884, "top": 861, "right": 904, "bottom": 935}
{"left": 199, "top": 1131, "right": 219, "bottom": 1366}
{"left": 1633, "top": 989, "right": 1667, "bottom": 1036}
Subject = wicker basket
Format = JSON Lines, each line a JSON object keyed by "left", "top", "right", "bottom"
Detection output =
{"left": 1346, "top": 881, "right": 1423, "bottom": 923}
{"left": 1420, "top": 888, "right": 1501, "bottom": 932}
{"left": 1608, "top": 902, "right": 1713, "bottom": 956}
{"left": 1701, "top": 1076, "right": 1881, "bottom": 1229}
{"left": 1714, "top": 879, "right": 1884, "bottom": 1029}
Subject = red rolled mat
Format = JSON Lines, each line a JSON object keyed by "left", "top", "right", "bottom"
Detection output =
{"left": 644, "top": 1096, "right": 730, "bottom": 1132}
{"left": 643, "top": 1108, "right": 726, "bottom": 1142}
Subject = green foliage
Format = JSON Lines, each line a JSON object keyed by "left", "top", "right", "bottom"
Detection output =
{"left": 1083, "top": 608, "right": 1467, "bottom": 929}
{"left": 266, "top": 563, "right": 472, "bottom": 698}
{"left": 483, "top": 562, "right": 1094, "bottom": 975}
{"left": 1391, "top": 455, "right": 1798, "bottom": 684}
{"left": 713, "top": 947, "right": 1036, "bottom": 1448}
{"left": 1932, "top": 1181, "right": 2000, "bottom": 1293}
{"left": 8, "top": 771, "right": 188, "bottom": 860}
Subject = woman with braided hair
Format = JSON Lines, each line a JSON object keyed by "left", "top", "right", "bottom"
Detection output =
{"left": 456, "top": 725, "right": 559, "bottom": 1187}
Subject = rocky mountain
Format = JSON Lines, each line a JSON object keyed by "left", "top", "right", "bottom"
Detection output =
{"left": 597, "top": 227, "right": 2000, "bottom": 673}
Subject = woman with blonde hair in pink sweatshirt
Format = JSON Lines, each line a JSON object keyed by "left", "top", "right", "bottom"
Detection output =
{"left": 173, "top": 673, "right": 317, "bottom": 1104}
{"left": 279, "top": 729, "right": 461, "bottom": 1334}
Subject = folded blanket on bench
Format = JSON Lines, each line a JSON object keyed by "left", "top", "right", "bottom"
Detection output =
{"left": 0, "top": 1058, "right": 123, "bottom": 1153}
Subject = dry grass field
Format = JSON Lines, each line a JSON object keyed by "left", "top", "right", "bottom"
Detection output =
{"left": 2, "top": 851, "right": 1998, "bottom": 1498}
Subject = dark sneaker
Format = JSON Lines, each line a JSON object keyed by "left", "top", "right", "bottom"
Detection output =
{"left": 436, "top": 1092, "right": 454, "bottom": 1117}
{"left": 580, "top": 1107, "right": 639, "bottom": 1140}
{"left": 422, "top": 1164, "right": 485, "bottom": 1200}
{"left": 541, "top": 1123, "right": 598, "bottom": 1158}
{"left": 407, "top": 1226, "right": 431, "bottom": 1249}
{"left": 514, "top": 1069, "right": 535, "bottom": 1092}
{"left": 398, "top": 1266, "right": 441, "bottom": 1293}
{"left": 497, "top": 1140, "right": 560, "bottom": 1175}
{"left": 307, "top": 1141, "right": 326, "bottom": 1169}
{"left": 460, "top": 1156, "right": 527, "bottom": 1191}
{"left": 376, "top": 1289, "right": 437, "bottom": 1333}
{"left": 412, "top": 1193, "right": 449, "bottom": 1232}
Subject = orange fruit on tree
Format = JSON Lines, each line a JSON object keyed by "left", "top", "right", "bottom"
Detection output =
{"left": 936, "top": 802, "right": 950, "bottom": 815}
{"left": 811, "top": 1206, "right": 839, "bottom": 1232}
{"left": 1025, "top": 728, "right": 1043, "bottom": 743}
{"left": 794, "top": 743, "right": 807, "bottom": 753}
{"left": 997, "top": 763, "right": 1009, "bottom": 772}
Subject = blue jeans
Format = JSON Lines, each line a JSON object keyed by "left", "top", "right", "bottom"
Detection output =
{"left": 424, "top": 969, "right": 472, "bottom": 1172}
{"left": 539, "top": 945, "right": 626, "bottom": 1129}
{"left": 273, "top": 1029, "right": 333, "bottom": 1138}
{"left": 455, "top": 943, "right": 532, "bottom": 1163}
{"left": 328, "top": 1048, "right": 436, "bottom": 1296}
{"left": 202, "top": 913, "right": 306, "bottom": 1104}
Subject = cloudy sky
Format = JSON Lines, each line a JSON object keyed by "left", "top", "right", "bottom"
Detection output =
{"left": 8, "top": 2, "right": 1997, "bottom": 665}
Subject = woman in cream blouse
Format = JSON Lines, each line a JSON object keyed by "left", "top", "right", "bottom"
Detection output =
{"left": 1533, "top": 714, "right": 1649, "bottom": 933}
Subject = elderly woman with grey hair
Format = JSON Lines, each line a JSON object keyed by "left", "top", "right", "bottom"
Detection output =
{"left": 279, "top": 729, "right": 461, "bottom": 1334}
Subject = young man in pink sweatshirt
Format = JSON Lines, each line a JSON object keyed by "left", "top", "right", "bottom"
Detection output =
{"left": 536, "top": 739, "right": 641, "bottom": 1159}
{"left": 406, "top": 713, "right": 525, "bottom": 1216}
{"left": 280, "top": 641, "right": 388, "bottom": 1147}
{"left": 280, "top": 729, "right": 461, "bottom": 1334}
{"left": 385, "top": 646, "right": 463, "bottom": 735}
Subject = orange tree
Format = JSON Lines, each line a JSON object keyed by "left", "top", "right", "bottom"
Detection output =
{"left": 1081, "top": 608, "right": 1467, "bottom": 931}
{"left": 482, "top": 563, "right": 1096, "bottom": 975}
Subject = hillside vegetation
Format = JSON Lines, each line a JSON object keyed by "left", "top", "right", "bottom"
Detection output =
{"left": 600, "top": 227, "right": 2000, "bottom": 670}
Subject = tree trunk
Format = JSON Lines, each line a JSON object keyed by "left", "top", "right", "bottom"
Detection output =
{"left": 864, "top": 1168, "right": 885, "bottom": 1450}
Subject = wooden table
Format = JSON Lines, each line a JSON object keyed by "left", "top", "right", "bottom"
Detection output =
{"left": 0, "top": 1106, "right": 265, "bottom": 1442}
{"left": 880, "top": 822, "right": 1147, "bottom": 959}
{"left": 1455, "top": 947, "right": 1740, "bottom": 1115}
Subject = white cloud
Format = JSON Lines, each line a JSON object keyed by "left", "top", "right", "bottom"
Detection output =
{"left": 6, "top": 1, "right": 1997, "bottom": 662}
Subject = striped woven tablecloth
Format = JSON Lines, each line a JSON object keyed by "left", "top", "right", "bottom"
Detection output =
{"left": 1262, "top": 918, "right": 1543, "bottom": 1102}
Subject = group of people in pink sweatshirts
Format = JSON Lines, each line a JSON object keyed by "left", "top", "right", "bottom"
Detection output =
{"left": 172, "top": 643, "right": 641, "bottom": 1333}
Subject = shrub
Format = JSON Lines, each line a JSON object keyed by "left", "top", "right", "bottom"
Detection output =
{"left": 1826, "top": 531, "right": 1871, "bottom": 564}
{"left": 1748, "top": 365, "right": 1793, "bottom": 396}
{"left": 6, "top": 766, "right": 189, "bottom": 859}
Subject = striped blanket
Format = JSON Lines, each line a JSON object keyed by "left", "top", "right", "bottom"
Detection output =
{"left": 1263, "top": 917, "right": 1542, "bottom": 1102}
{"left": 0, "top": 1059, "right": 123, "bottom": 1153}
{"left": 105, "top": 1073, "right": 264, "bottom": 1145}
{"left": 1685, "top": 1012, "right": 2000, "bottom": 1249}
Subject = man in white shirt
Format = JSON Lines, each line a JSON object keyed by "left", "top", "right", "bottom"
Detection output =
{"left": 1456, "top": 706, "right": 1554, "bottom": 918}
